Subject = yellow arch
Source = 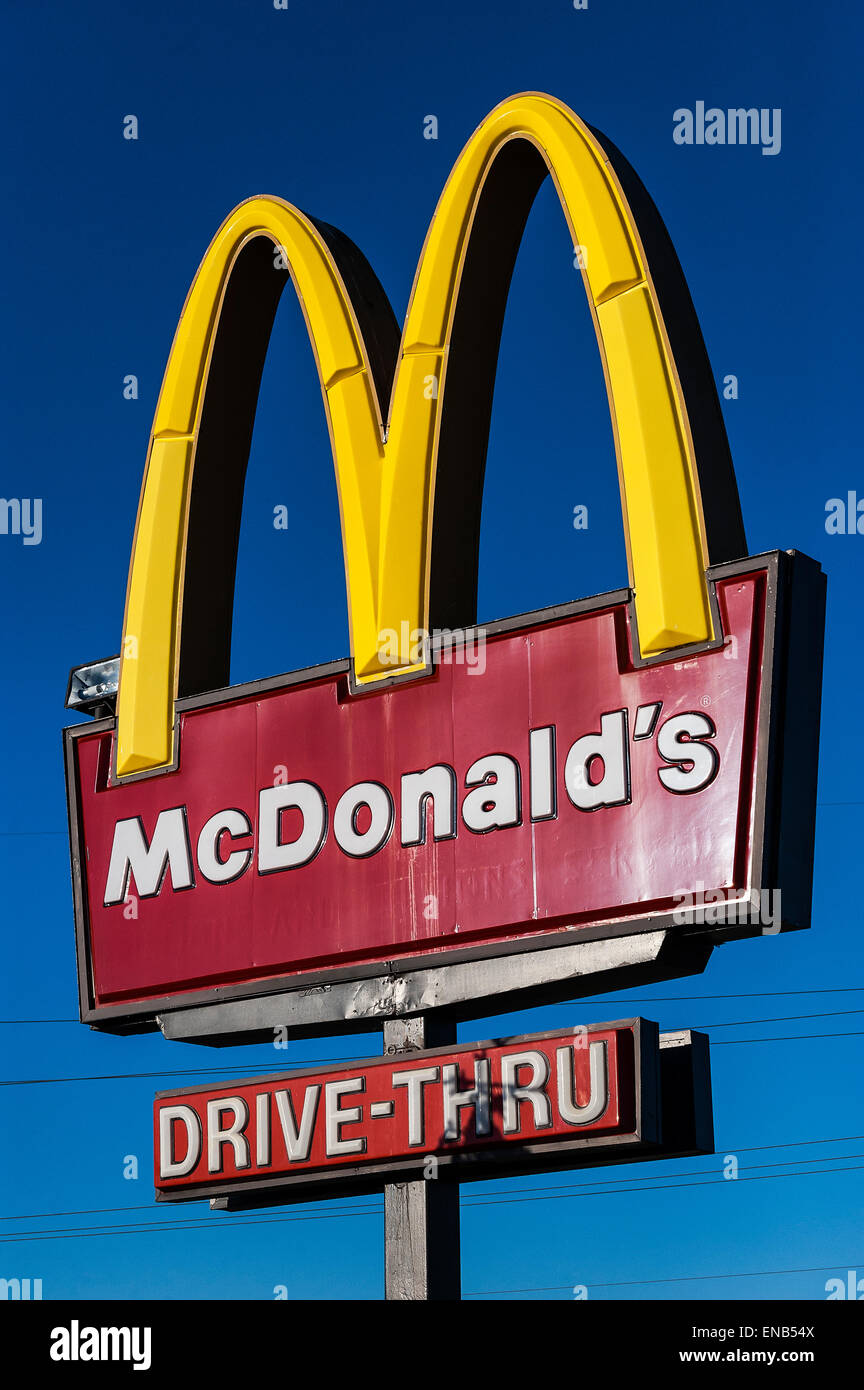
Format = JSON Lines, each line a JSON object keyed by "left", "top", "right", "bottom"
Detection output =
{"left": 117, "top": 92, "right": 717, "bottom": 778}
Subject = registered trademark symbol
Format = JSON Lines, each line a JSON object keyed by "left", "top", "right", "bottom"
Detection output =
{"left": 700, "top": 695, "right": 711, "bottom": 706}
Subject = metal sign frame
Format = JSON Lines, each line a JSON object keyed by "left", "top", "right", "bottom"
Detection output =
{"left": 152, "top": 1020, "right": 712, "bottom": 1208}
{"left": 64, "top": 548, "right": 824, "bottom": 1037}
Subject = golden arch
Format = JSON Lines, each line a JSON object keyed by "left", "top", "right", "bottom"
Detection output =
{"left": 116, "top": 91, "right": 745, "bottom": 778}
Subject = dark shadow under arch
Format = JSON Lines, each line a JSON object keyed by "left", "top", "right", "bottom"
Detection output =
{"left": 178, "top": 130, "right": 746, "bottom": 699}
{"left": 178, "top": 227, "right": 399, "bottom": 699}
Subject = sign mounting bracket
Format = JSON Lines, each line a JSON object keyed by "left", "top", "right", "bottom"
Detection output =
{"left": 382, "top": 1015, "right": 461, "bottom": 1301}
{"left": 156, "top": 930, "right": 713, "bottom": 1047}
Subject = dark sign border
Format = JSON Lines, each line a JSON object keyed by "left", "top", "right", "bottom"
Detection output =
{"left": 154, "top": 1019, "right": 661, "bottom": 1205}
{"left": 64, "top": 550, "right": 825, "bottom": 1033}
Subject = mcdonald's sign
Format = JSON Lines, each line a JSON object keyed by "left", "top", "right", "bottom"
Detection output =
{"left": 64, "top": 93, "right": 825, "bottom": 1031}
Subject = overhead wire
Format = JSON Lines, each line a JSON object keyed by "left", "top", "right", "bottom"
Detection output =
{"left": 3, "top": 1132, "right": 860, "bottom": 1226}
{"left": 2, "top": 1155, "right": 862, "bottom": 1244}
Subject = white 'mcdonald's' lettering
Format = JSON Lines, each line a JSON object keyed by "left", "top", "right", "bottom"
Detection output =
{"left": 104, "top": 705, "right": 719, "bottom": 904}
{"left": 104, "top": 807, "right": 193, "bottom": 906}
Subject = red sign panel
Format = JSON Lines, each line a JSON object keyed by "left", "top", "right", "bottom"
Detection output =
{"left": 154, "top": 1021, "right": 657, "bottom": 1202}
{"left": 65, "top": 554, "right": 822, "bottom": 1025}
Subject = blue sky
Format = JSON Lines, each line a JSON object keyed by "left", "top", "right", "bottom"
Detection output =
{"left": 1, "top": 0, "right": 861, "bottom": 1300}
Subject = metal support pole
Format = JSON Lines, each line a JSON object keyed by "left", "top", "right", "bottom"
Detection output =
{"left": 383, "top": 1014, "right": 461, "bottom": 1301}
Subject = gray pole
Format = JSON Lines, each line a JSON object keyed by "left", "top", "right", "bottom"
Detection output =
{"left": 383, "top": 1014, "right": 461, "bottom": 1301}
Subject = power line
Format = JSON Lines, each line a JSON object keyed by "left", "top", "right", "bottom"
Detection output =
{"left": 3, "top": 1160, "right": 862, "bottom": 1246}
{"left": 466, "top": 1261, "right": 864, "bottom": 1297}
{"left": 5, "top": 986, "right": 864, "bottom": 1026}
{"left": 0, "top": 1203, "right": 181, "bottom": 1222}
{"left": 4, "top": 1133, "right": 859, "bottom": 1226}
{"left": 6, "top": 1022, "right": 864, "bottom": 1089}
{"left": 0, "top": 1056, "right": 379, "bottom": 1087}
{"left": 713, "top": 1031, "right": 864, "bottom": 1045}
{"left": 464, "top": 1163, "right": 864, "bottom": 1209}
{"left": 690, "top": 1009, "right": 864, "bottom": 1029}
{"left": 0, "top": 1200, "right": 384, "bottom": 1241}
{"left": 466, "top": 1152, "right": 864, "bottom": 1200}
{"left": 0, "top": 1207, "right": 379, "bottom": 1245}
{"left": 4, "top": 1148, "right": 859, "bottom": 1230}
{"left": 733, "top": 1133, "right": 864, "bottom": 1153}
{"left": 4, "top": 1021, "right": 864, "bottom": 1088}
{"left": 563, "top": 988, "right": 864, "bottom": 1005}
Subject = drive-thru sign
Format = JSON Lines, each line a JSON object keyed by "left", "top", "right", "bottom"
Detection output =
{"left": 154, "top": 1022, "right": 713, "bottom": 1207}
{"left": 64, "top": 92, "right": 823, "bottom": 1297}
{"left": 68, "top": 552, "right": 819, "bottom": 1024}
{"left": 156, "top": 1022, "right": 657, "bottom": 1200}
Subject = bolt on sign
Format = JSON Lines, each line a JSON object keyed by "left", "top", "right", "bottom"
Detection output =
{"left": 64, "top": 92, "right": 825, "bottom": 1032}
{"left": 154, "top": 1022, "right": 713, "bottom": 1206}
